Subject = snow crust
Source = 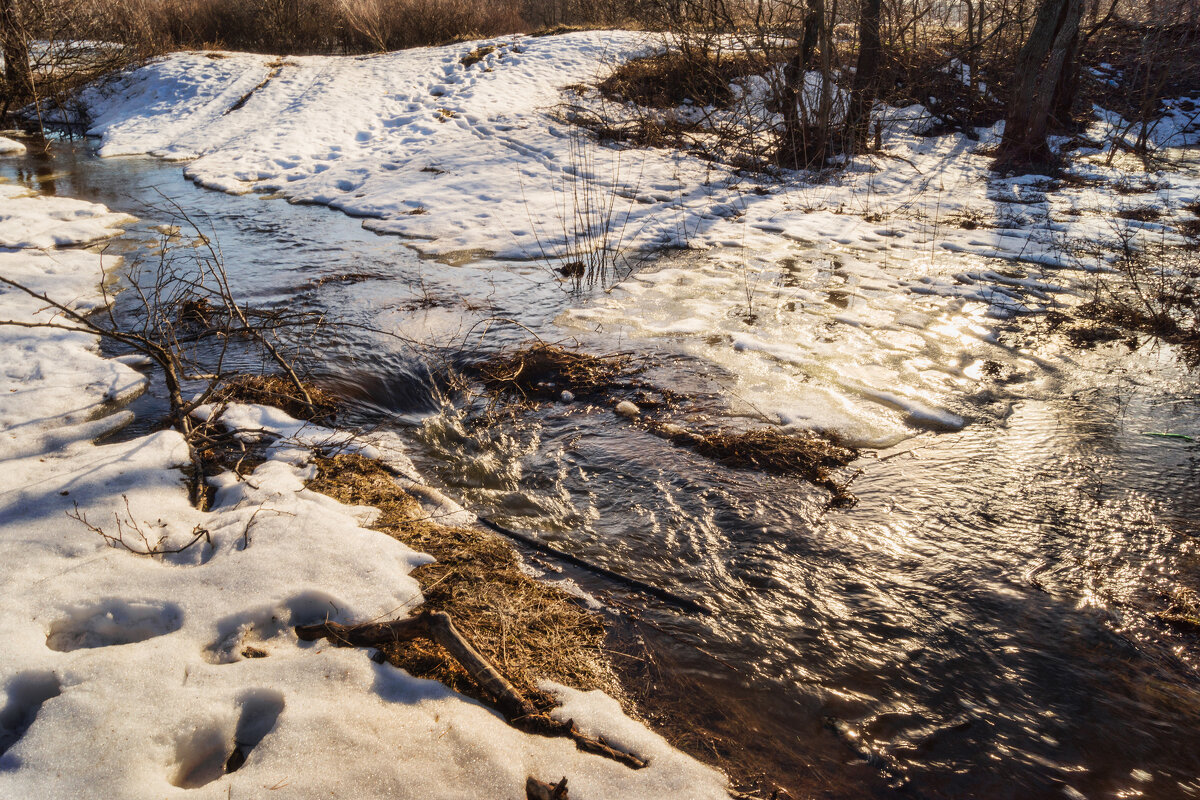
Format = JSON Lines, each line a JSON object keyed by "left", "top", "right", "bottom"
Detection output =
{"left": 0, "top": 136, "right": 25, "bottom": 155}
{"left": 0, "top": 186, "right": 728, "bottom": 796}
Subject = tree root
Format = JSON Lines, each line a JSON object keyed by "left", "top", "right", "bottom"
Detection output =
{"left": 296, "top": 611, "right": 647, "bottom": 769}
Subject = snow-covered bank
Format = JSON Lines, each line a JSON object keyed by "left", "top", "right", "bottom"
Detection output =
{"left": 72, "top": 32, "right": 1200, "bottom": 448}
{"left": 77, "top": 32, "right": 1200, "bottom": 261}
{"left": 0, "top": 187, "right": 728, "bottom": 796}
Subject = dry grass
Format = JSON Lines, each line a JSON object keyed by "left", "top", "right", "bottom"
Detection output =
{"left": 1112, "top": 177, "right": 1171, "bottom": 195}
{"left": 1079, "top": 299, "right": 1192, "bottom": 340}
{"left": 210, "top": 373, "right": 338, "bottom": 423}
{"left": 659, "top": 425, "right": 857, "bottom": 505}
{"left": 946, "top": 208, "right": 989, "bottom": 230}
{"left": 528, "top": 23, "right": 592, "bottom": 37}
{"left": 598, "top": 50, "right": 761, "bottom": 110}
{"left": 584, "top": 116, "right": 699, "bottom": 149}
{"left": 1156, "top": 588, "right": 1200, "bottom": 634}
{"left": 306, "top": 452, "right": 622, "bottom": 709}
{"left": 1115, "top": 206, "right": 1164, "bottom": 222}
{"left": 459, "top": 44, "right": 495, "bottom": 67}
{"left": 478, "top": 344, "right": 630, "bottom": 400}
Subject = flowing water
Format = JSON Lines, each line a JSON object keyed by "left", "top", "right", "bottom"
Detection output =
{"left": 5, "top": 140, "right": 1200, "bottom": 799}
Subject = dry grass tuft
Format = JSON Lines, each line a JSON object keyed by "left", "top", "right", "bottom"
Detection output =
{"left": 1079, "top": 299, "right": 1190, "bottom": 342}
{"left": 1116, "top": 205, "right": 1164, "bottom": 222}
{"left": 460, "top": 44, "right": 495, "bottom": 67}
{"left": 1157, "top": 588, "right": 1200, "bottom": 633}
{"left": 1112, "top": 177, "right": 1171, "bottom": 195}
{"left": 528, "top": 23, "right": 591, "bottom": 37}
{"left": 478, "top": 344, "right": 630, "bottom": 400}
{"left": 658, "top": 425, "right": 857, "bottom": 504}
{"left": 586, "top": 116, "right": 698, "bottom": 149}
{"left": 946, "top": 208, "right": 989, "bottom": 230}
{"left": 210, "top": 374, "right": 339, "bottom": 423}
{"left": 307, "top": 453, "right": 622, "bottom": 709}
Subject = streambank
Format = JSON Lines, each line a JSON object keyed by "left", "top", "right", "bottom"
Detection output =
{"left": 0, "top": 180, "right": 730, "bottom": 797}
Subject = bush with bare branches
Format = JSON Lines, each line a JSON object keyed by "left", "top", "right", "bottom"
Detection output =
{"left": 0, "top": 209, "right": 328, "bottom": 507}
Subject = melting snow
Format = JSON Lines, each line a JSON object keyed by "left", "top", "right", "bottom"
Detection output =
{"left": 0, "top": 180, "right": 728, "bottom": 796}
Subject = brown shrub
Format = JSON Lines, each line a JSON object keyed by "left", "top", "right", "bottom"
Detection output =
{"left": 598, "top": 50, "right": 762, "bottom": 109}
{"left": 70, "top": 0, "right": 529, "bottom": 57}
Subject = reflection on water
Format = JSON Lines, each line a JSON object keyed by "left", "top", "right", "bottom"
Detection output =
{"left": 420, "top": 360, "right": 1200, "bottom": 799}
{"left": 3, "top": 140, "right": 1200, "bottom": 799}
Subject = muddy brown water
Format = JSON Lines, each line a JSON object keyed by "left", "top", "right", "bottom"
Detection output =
{"left": 4, "top": 139, "right": 1200, "bottom": 799}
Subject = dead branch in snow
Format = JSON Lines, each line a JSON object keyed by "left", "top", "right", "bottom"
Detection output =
{"left": 68, "top": 497, "right": 212, "bottom": 556}
{"left": 296, "top": 610, "right": 647, "bottom": 769}
{"left": 526, "top": 776, "right": 569, "bottom": 800}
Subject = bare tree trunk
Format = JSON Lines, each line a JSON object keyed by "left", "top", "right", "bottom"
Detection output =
{"left": 0, "top": 0, "right": 32, "bottom": 111}
{"left": 815, "top": 0, "right": 836, "bottom": 149}
{"left": 846, "top": 0, "right": 883, "bottom": 149}
{"left": 778, "top": 0, "right": 824, "bottom": 167}
{"left": 994, "top": 0, "right": 1083, "bottom": 168}
{"left": 1049, "top": 29, "right": 1080, "bottom": 126}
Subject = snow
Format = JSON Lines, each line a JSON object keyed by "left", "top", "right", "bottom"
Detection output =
{"left": 0, "top": 137, "right": 25, "bottom": 155}
{"left": 76, "top": 32, "right": 1200, "bottom": 447}
{"left": 0, "top": 184, "right": 729, "bottom": 795}
{"left": 0, "top": 184, "right": 134, "bottom": 248}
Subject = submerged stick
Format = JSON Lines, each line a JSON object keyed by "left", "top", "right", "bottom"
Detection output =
{"left": 296, "top": 610, "right": 647, "bottom": 769}
{"left": 478, "top": 517, "right": 712, "bottom": 615}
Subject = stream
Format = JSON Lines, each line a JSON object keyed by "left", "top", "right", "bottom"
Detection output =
{"left": 5, "top": 139, "right": 1200, "bottom": 799}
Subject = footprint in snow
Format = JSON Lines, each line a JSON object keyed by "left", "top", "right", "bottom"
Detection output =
{"left": 45, "top": 599, "right": 183, "bottom": 652}
{"left": 225, "top": 689, "right": 285, "bottom": 773}
{"left": 169, "top": 689, "right": 285, "bottom": 788}
{"left": 203, "top": 590, "right": 348, "bottom": 665}
{"left": 0, "top": 672, "right": 61, "bottom": 767}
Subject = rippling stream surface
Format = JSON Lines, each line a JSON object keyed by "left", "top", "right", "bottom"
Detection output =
{"left": 6, "top": 141, "right": 1200, "bottom": 799}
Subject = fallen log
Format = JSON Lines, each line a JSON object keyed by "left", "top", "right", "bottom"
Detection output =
{"left": 297, "top": 610, "right": 646, "bottom": 769}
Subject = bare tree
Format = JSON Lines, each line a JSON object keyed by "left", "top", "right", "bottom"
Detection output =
{"left": 846, "top": 0, "right": 884, "bottom": 149}
{"left": 0, "top": 0, "right": 32, "bottom": 117}
{"left": 994, "top": 0, "right": 1084, "bottom": 168}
